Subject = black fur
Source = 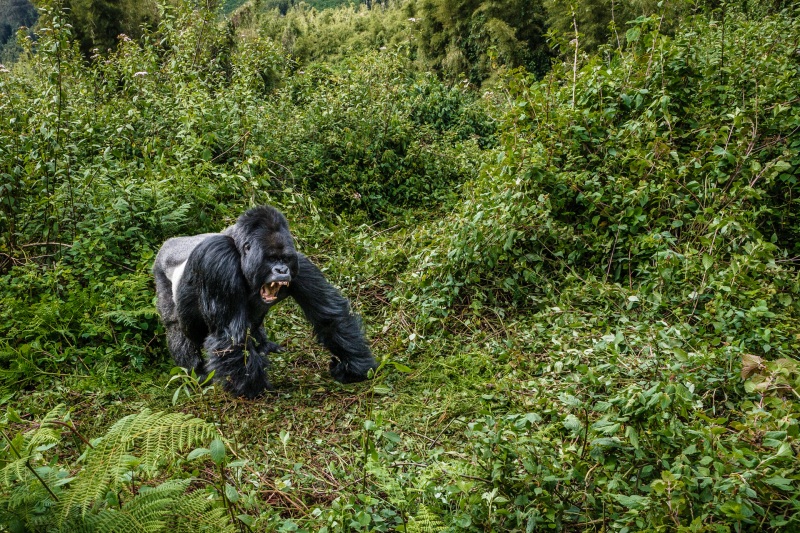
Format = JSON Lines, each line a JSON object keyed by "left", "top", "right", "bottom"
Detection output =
{"left": 153, "top": 206, "right": 377, "bottom": 398}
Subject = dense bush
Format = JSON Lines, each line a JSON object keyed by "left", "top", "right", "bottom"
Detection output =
{"left": 379, "top": 7, "right": 800, "bottom": 530}
{"left": 254, "top": 0, "right": 551, "bottom": 83}
{"left": 406, "top": 10, "right": 800, "bottom": 338}
{"left": 258, "top": 53, "right": 492, "bottom": 216}
{"left": 412, "top": 0, "right": 551, "bottom": 82}
{"left": 256, "top": 1, "right": 415, "bottom": 64}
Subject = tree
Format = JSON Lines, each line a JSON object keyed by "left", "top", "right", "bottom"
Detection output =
{"left": 414, "top": 0, "right": 550, "bottom": 83}
{"left": 0, "top": 0, "right": 38, "bottom": 57}
{"left": 65, "top": 0, "right": 159, "bottom": 55}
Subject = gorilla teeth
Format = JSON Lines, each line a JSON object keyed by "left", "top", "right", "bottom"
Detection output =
{"left": 261, "top": 281, "right": 290, "bottom": 302}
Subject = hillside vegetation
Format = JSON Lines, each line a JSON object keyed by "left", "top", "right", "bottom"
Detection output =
{"left": 0, "top": 0, "right": 799, "bottom": 531}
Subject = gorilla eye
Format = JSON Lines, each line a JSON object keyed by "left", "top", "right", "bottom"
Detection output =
{"left": 243, "top": 242, "right": 251, "bottom": 253}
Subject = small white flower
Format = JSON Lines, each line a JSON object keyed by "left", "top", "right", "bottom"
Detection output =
{"left": 408, "top": 17, "right": 417, "bottom": 22}
{"left": 134, "top": 71, "right": 147, "bottom": 77}
{"left": 0, "top": 64, "right": 9, "bottom": 73}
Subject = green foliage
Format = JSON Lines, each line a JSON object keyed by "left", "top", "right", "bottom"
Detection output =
{"left": 543, "top": 0, "right": 684, "bottom": 53}
{"left": 64, "top": 0, "right": 160, "bottom": 55}
{"left": 262, "top": 52, "right": 491, "bottom": 216}
{"left": 407, "top": 504, "right": 446, "bottom": 532}
{"left": 0, "top": 406, "right": 232, "bottom": 532}
{"left": 372, "top": 6, "right": 800, "bottom": 530}
{"left": 0, "top": 0, "right": 799, "bottom": 531}
{"left": 413, "top": 0, "right": 550, "bottom": 82}
{"left": 0, "top": 0, "right": 490, "bottom": 386}
{"left": 253, "top": 0, "right": 549, "bottom": 83}
{"left": 255, "top": 0, "right": 362, "bottom": 15}
{"left": 543, "top": 0, "right": 795, "bottom": 54}
{"left": 405, "top": 8, "right": 800, "bottom": 341}
{"left": 57, "top": 408, "right": 217, "bottom": 519}
{"left": 166, "top": 488, "right": 237, "bottom": 533}
{"left": 0, "top": 0, "right": 282, "bottom": 379}
{"left": 255, "top": 0, "right": 415, "bottom": 64}
{"left": 76, "top": 479, "right": 194, "bottom": 532}
{"left": 0, "top": 405, "right": 66, "bottom": 487}
{"left": 331, "top": 313, "right": 800, "bottom": 531}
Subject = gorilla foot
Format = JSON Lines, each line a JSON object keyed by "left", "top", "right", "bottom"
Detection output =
{"left": 258, "top": 341, "right": 285, "bottom": 355}
{"left": 330, "top": 357, "right": 379, "bottom": 384}
{"left": 224, "top": 376, "right": 274, "bottom": 399}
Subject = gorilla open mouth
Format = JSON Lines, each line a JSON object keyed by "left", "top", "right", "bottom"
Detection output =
{"left": 260, "top": 281, "right": 289, "bottom": 303}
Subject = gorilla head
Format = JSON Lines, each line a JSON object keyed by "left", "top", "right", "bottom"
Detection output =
{"left": 153, "top": 205, "right": 378, "bottom": 398}
{"left": 228, "top": 206, "right": 299, "bottom": 304}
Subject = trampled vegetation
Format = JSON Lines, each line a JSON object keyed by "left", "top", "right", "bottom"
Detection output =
{"left": 1, "top": 0, "right": 799, "bottom": 531}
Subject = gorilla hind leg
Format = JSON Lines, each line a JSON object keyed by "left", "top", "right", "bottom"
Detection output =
{"left": 156, "top": 267, "right": 208, "bottom": 378}
{"left": 154, "top": 265, "right": 178, "bottom": 323}
{"left": 166, "top": 324, "right": 206, "bottom": 379}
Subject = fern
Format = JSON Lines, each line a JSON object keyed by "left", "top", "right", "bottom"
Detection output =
{"left": 1, "top": 404, "right": 66, "bottom": 485}
{"left": 407, "top": 504, "right": 446, "bottom": 533}
{"left": 0, "top": 466, "right": 66, "bottom": 529}
{"left": 102, "top": 307, "right": 158, "bottom": 328}
{"left": 168, "top": 489, "right": 238, "bottom": 533}
{"left": 75, "top": 481, "right": 235, "bottom": 533}
{"left": 57, "top": 409, "right": 217, "bottom": 522}
{"left": 1, "top": 407, "right": 232, "bottom": 531}
{"left": 75, "top": 479, "right": 189, "bottom": 533}
{"left": 153, "top": 201, "right": 192, "bottom": 234}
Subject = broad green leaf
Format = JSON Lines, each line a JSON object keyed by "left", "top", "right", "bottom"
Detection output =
{"left": 210, "top": 438, "right": 227, "bottom": 466}
{"left": 613, "top": 494, "right": 649, "bottom": 509}
{"left": 188, "top": 447, "right": 210, "bottom": 461}
{"left": 763, "top": 477, "right": 793, "bottom": 491}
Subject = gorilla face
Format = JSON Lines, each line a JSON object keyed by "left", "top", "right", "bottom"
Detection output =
{"left": 234, "top": 206, "right": 299, "bottom": 304}
{"left": 250, "top": 245, "right": 299, "bottom": 304}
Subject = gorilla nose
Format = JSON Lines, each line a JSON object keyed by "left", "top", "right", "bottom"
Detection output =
{"left": 272, "top": 265, "right": 290, "bottom": 276}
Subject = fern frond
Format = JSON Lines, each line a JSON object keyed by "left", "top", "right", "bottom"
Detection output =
{"left": 1, "top": 466, "right": 66, "bottom": 530}
{"left": 102, "top": 307, "right": 158, "bottom": 327}
{"left": 1, "top": 458, "right": 29, "bottom": 485}
{"left": 75, "top": 480, "right": 191, "bottom": 533}
{"left": 167, "top": 490, "right": 237, "bottom": 533}
{"left": 407, "top": 504, "right": 446, "bottom": 533}
{"left": 39, "top": 404, "right": 69, "bottom": 427}
{"left": 57, "top": 409, "right": 216, "bottom": 522}
{"left": 1, "top": 430, "right": 60, "bottom": 485}
{"left": 1, "top": 404, "right": 66, "bottom": 484}
{"left": 155, "top": 201, "right": 192, "bottom": 233}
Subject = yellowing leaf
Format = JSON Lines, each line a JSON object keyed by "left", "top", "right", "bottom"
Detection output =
{"left": 741, "top": 354, "right": 764, "bottom": 379}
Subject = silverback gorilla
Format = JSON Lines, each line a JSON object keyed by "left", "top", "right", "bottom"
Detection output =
{"left": 153, "top": 205, "right": 377, "bottom": 398}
